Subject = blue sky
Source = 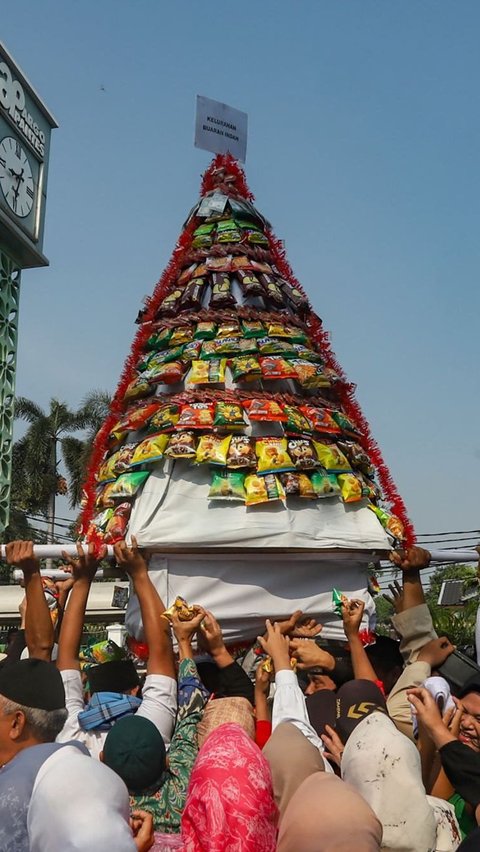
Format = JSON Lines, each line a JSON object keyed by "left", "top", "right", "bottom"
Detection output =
{"left": 2, "top": 1, "right": 480, "bottom": 538}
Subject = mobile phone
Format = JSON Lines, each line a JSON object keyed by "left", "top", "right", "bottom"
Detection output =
{"left": 437, "top": 650, "right": 480, "bottom": 694}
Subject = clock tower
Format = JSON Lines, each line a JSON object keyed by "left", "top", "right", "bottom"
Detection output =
{"left": 0, "top": 42, "right": 57, "bottom": 531}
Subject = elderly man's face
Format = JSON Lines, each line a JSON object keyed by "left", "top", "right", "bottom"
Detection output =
{"left": 0, "top": 695, "right": 23, "bottom": 766}
{"left": 458, "top": 692, "right": 480, "bottom": 752}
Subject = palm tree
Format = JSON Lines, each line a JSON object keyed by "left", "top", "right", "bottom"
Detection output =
{"left": 13, "top": 391, "right": 111, "bottom": 541}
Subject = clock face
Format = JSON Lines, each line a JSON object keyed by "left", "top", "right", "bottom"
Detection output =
{"left": 0, "top": 136, "right": 35, "bottom": 218}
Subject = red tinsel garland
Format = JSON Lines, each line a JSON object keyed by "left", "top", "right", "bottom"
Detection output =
{"left": 200, "top": 153, "right": 254, "bottom": 202}
{"left": 266, "top": 229, "right": 416, "bottom": 547}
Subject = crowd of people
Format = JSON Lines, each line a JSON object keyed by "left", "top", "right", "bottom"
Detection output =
{"left": 1, "top": 538, "right": 480, "bottom": 851}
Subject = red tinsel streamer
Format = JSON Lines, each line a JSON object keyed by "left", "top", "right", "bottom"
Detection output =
{"left": 200, "top": 153, "right": 255, "bottom": 202}
{"left": 266, "top": 229, "right": 416, "bottom": 547}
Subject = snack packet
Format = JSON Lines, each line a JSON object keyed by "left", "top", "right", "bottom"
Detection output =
{"left": 226, "top": 436, "right": 257, "bottom": 468}
{"left": 287, "top": 438, "right": 318, "bottom": 470}
{"left": 236, "top": 269, "right": 264, "bottom": 297}
{"left": 300, "top": 405, "right": 340, "bottom": 435}
{"left": 176, "top": 402, "right": 214, "bottom": 430}
{"left": 279, "top": 280, "right": 309, "bottom": 310}
{"left": 111, "top": 402, "right": 159, "bottom": 437}
{"left": 357, "top": 473, "right": 382, "bottom": 502}
{"left": 310, "top": 470, "right": 341, "bottom": 498}
{"left": 260, "top": 274, "right": 285, "bottom": 306}
{"left": 206, "top": 255, "right": 232, "bottom": 272}
{"left": 145, "top": 346, "right": 185, "bottom": 368}
{"left": 188, "top": 358, "right": 226, "bottom": 385}
{"left": 104, "top": 502, "right": 132, "bottom": 544}
{"left": 182, "top": 340, "right": 203, "bottom": 362}
{"left": 159, "top": 288, "right": 183, "bottom": 316}
{"left": 216, "top": 321, "right": 241, "bottom": 338}
{"left": 192, "top": 223, "right": 215, "bottom": 237}
{"left": 97, "top": 454, "right": 119, "bottom": 484}
{"left": 243, "top": 398, "right": 287, "bottom": 422}
{"left": 192, "top": 233, "right": 213, "bottom": 249}
{"left": 208, "top": 469, "right": 246, "bottom": 501}
{"left": 368, "top": 504, "right": 404, "bottom": 540}
{"left": 241, "top": 319, "right": 265, "bottom": 338}
{"left": 194, "top": 321, "right": 217, "bottom": 340}
{"left": 231, "top": 255, "right": 253, "bottom": 270}
{"left": 103, "top": 471, "right": 150, "bottom": 501}
{"left": 332, "top": 588, "right": 349, "bottom": 616}
{"left": 245, "top": 473, "right": 285, "bottom": 506}
{"left": 201, "top": 338, "right": 242, "bottom": 359}
{"left": 290, "top": 359, "right": 331, "bottom": 388}
{"left": 196, "top": 434, "right": 232, "bottom": 465}
{"left": 337, "top": 441, "right": 373, "bottom": 475}
{"left": 213, "top": 402, "right": 246, "bottom": 430}
{"left": 164, "top": 431, "right": 197, "bottom": 458}
{"left": 145, "top": 360, "right": 185, "bottom": 385}
{"left": 210, "top": 272, "right": 235, "bottom": 308}
{"left": 217, "top": 225, "right": 241, "bottom": 243}
{"left": 291, "top": 344, "right": 323, "bottom": 362}
{"left": 259, "top": 356, "right": 298, "bottom": 380}
{"left": 280, "top": 471, "right": 316, "bottom": 498}
{"left": 245, "top": 229, "right": 269, "bottom": 246}
{"left": 162, "top": 596, "right": 199, "bottom": 622}
{"left": 145, "top": 327, "right": 171, "bottom": 351}
{"left": 283, "top": 405, "right": 313, "bottom": 436}
{"left": 230, "top": 355, "right": 262, "bottom": 382}
{"left": 148, "top": 403, "right": 180, "bottom": 433}
{"left": 181, "top": 279, "right": 205, "bottom": 311}
{"left": 178, "top": 263, "right": 199, "bottom": 285}
{"left": 256, "top": 438, "right": 295, "bottom": 475}
{"left": 331, "top": 411, "right": 360, "bottom": 436}
{"left": 130, "top": 433, "right": 169, "bottom": 466}
{"left": 169, "top": 327, "right": 193, "bottom": 347}
{"left": 337, "top": 473, "right": 363, "bottom": 503}
{"left": 257, "top": 337, "right": 296, "bottom": 356}
{"left": 314, "top": 442, "right": 352, "bottom": 472}
{"left": 123, "top": 375, "right": 154, "bottom": 401}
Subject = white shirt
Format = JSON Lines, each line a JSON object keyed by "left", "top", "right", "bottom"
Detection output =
{"left": 56, "top": 668, "right": 177, "bottom": 759}
{"left": 28, "top": 744, "right": 136, "bottom": 851}
{"left": 272, "top": 668, "right": 333, "bottom": 771}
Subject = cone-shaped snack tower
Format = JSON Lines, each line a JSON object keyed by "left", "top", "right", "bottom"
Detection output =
{"left": 81, "top": 155, "right": 414, "bottom": 641}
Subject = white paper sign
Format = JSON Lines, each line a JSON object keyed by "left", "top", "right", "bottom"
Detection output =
{"left": 195, "top": 95, "right": 247, "bottom": 162}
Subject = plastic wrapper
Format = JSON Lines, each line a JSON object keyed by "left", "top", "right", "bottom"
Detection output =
{"left": 111, "top": 402, "right": 159, "bottom": 438}
{"left": 257, "top": 337, "right": 296, "bottom": 356}
{"left": 311, "top": 470, "right": 341, "bottom": 498}
{"left": 97, "top": 454, "right": 120, "bottom": 484}
{"left": 103, "top": 471, "right": 150, "bottom": 502}
{"left": 164, "top": 430, "right": 197, "bottom": 458}
{"left": 256, "top": 437, "right": 294, "bottom": 475}
{"left": 357, "top": 473, "right": 381, "bottom": 502}
{"left": 287, "top": 438, "right": 318, "bottom": 470}
{"left": 213, "top": 402, "right": 246, "bottom": 430}
{"left": 226, "top": 436, "right": 257, "bottom": 468}
{"left": 244, "top": 399, "right": 287, "bottom": 422}
{"left": 290, "top": 360, "right": 331, "bottom": 388}
{"left": 301, "top": 405, "right": 340, "bottom": 435}
{"left": 145, "top": 360, "right": 185, "bottom": 385}
{"left": 337, "top": 473, "right": 363, "bottom": 503}
{"left": 368, "top": 504, "right": 404, "bottom": 540}
{"left": 148, "top": 403, "right": 180, "bottom": 433}
{"left": 216, "top": 321, "right": 241, "bottom": 338}
{"left": 206, "top": 255, "right": 232, "bottom": 272}
{"left": 236, "top": 269, "right": 264, "bottom": 297}
{"left": 169, "top": 327, "right": 193, "bottom": 347}
{"left": 291, "top": 344, "right": 323, "bottom": 363}
{"left": 210, "top": 272, "right": 236, "bottom": 308}
{"left": 188, "top": 358, "right": 227, "bottom": 385}
{"left": 245, "top": 229, "right": 269, "bottom": 246}
{"left": 280, "top": 471, "right": 316, "bottom": 498}
{"left": 145, "top": 345, "right": 185, "bottom": 368}
{"left": 146, "top": 327, "right": 171, "bottom": 351}
{"left": 194, "top": 321, "right": 217, "bottom": 340}
{"left": 193, "top": 223, "right": 215, "bottom": 237}
{"left": 178, "top": 262, "right": 200, "bottom": 284}
{"left": 182, "top": 340, "right": 202, "bottom": 362}
{"left": 176, "top": 402, "right": 214, "bottom": 430}
{"left": 283, "top": 405, "right": 313, "bottom": 436}
{"left": 259, "top": 356, "right": 298, "bottom": 380}
{"left": 208, "top": 469, "right": 246, "bottom": 500}
{"left": 279, "top": 280, "right": 309, "bottom": 310}
{"left": 90, "top": 508, "right": 114, "bottom": 531}
{"left": 231, "top": 255, "right": 253, "bottom": 270}
{"left": 181, "top": 278, "right": 205, "bottom": 311}
{"left": 332, "top": 588, "right": 349, "bottom": 616}
{"left": 245, "top": 472, "right": 285, "bottom": 506}
{"left": 331, "top": 411, "right": 361, "bottom": 437}
{"left": 202, "top": 338, "right": 240, "bottom": 359}
{"left": 314, "top": 442, "right": 352, "bottom": 472}
{"left": 337, "top": 441, "right": 374, "bottom": 476}
{"left": 260, "top": 274, "right": 285, "bottom": 306}
{"left": 104, "top": 502, "right": 132, "bottom": 544}
{"left": 192, "top": 233, "right": 213, "bottom": 249}
{"left": 230, "top": 355, "right": 261, "bottom": 382}
{"left": 241, "top": 319, "right": 265, "bottom": 338}
{"left": 196, "top": 434, "right": 232, "bottom": 465}
{"left": 250, "top": 260, "right": 273, "bottom": 275}
{"left": 217, "top": 226, "right": 241, "bottom": 243}
{"left": 123, "top": 375, "right": 154, "bottom": 402}
{"left": 159, "top": 288, "right": 183, "bottom": 316}
{"left": 162, "top": 596, "right": 199, "bottom": 622}
{"left": 130, "top": 433, "right": 169, "bottom": 466}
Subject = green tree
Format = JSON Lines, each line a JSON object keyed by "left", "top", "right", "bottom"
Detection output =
{"left": 426, "top": 564, "right": 479, "bottom": 648}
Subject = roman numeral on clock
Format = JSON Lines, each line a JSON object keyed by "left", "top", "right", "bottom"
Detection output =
{"left": 26, "top": 186, "right": 34, "bottom": 198}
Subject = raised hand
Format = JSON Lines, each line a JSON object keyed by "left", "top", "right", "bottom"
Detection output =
{"left": 171, "top": 608, "right": 205, "bottom": 644}
{"left": 61, "top": 541, "right": 106, "bottom": 584}
{"left": 291, "top": 616, "right": 324, "bottom": 639}
{"left": 417, "top": 636, "right": 455, "bottom": 668}
{"left": 113, "top": 536, "right": 148, "bottom": 578}
{"left": 341, "top": 599, "right": 365, "bottom": 638}
{"left": 321, "top": 724, "right": 345, "bottom": 767}
{"left": 390, "top": 546, "right": 431, "bottom": 573}
{"left": 257, "top": 620, "right": 291, "bottom": 671}
{"left": 383, "top": 579, "right": 404, "bottom": 614}
{"left": 289, "top": 638, "right": 335, "bottom": 671}
{"left": 6, "top": 540, "right": 39, "bottom": 577}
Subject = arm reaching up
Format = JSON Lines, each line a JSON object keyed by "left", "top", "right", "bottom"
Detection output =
{"left": 56, "top": 542, "right": 106, "bottom": 671}
{"left": 6, "top": 540, "right": 54, "bottom": 661}
{"left": 342, "top": 600, "right": 379, "bottom": 685}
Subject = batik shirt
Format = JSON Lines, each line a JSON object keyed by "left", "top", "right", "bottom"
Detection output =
{"left": 131, "top": 657, "right": 209, "bottom": 833}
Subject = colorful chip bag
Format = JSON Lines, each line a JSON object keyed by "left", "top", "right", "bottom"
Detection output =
{"left": 226, "top": 436, "right": 257, "bottom": 468}
{"left": 291, "top": 344, "right": 323, "bottom": 362}
{"left": 169, "top": 327, "right": 193, "bottom": 347}
{"left": 314, "top": 442, "right": 352, "bottom": 472}
{"left": 287, "top": 438, "right": 318, "bottom": 470}
{"left": 196, "top": 434, "right": 232, "bottom": 465}
{"left": 201, "top": 338, "right": 241, "bottom": 359}
{"left": 213, "top": 402, "right": 246, "bottom": 430}
{"left": 103, "top": 471, "right": 150, "bottom": 502}
{"left": 279, "top": 280, "right": 309, "bottom": 310}
{"left": 208, "top": 470, "right": 246, "bottom": 501}
{"left": 300, "top": 405, "right": 341, "bottom": 435}
{"left": 290, "top": 360, "right": 331, "bottom": 388}
{"left": 216, "top": 321, "right": 241, "bottom": 338}
{"left": 310, "top": 470, "right": 341, "bottom": 498}
{"left": 145, "top": 360, "right": 185, "bottom": 385}
{"left": 331, "top": 411, "right": 361, "bottom": 437}
{"left": 210, "top": 272, "right": 235, "bottom": 308}
{"left": 337, "top": 473, "right": 363, "bottom": 503}
{"left": 130, "top": 433, "right": 170, "bottom": 466}
{"left": 230, "top": 355, "right": 261, "bottom": 382}
{"left": 188, "top": 358, "right": 226, "bottom": 385}
{"left": 146, "top": 327, "right": 171, "bottom": 351}
{"left": 257, "top": 337, "right": 296, "bottom": 356}
{"left": 164, "top": 431, "right": 197, "bottom": 458}
{"left": 182, "top": 340, "right": 202, "bottom": 362}
{"left": 103, "top": 502, "right": 132, "bottom": 544}
{"left": 176, "top": 402, "right": 214, "bottom": 430}
{"left": 280, "top": 472, "right": 316, "bottom": 498}
{"left": 256, "top": 437, "right": 295, "bottom": 475}
{"left": 177, "top": 262, "right": 198, "bottom": 284}
{"left": 181, "top": 279, "right": 205, "bottom": 311}
{"left": 123, "top": 375, "right": 154, "bottom": 401}
{"left": 245, "top": 473, "right": 285, "bottom": 506}
{"left": 194, "top": 321, "right": 217, "bottom": 340}
{"left": 337, "top": 441, "right": 373, "bottom": 475}
{"left": 368, "top": 504, "right": 404, "bottom": 540}
{"left": 260, "top": 274, "right": 285, "bottom": 306}
{"left": 148, "top": 403, "right": 180, "bottom": 433}
{"left": 243, "top": 399, "right": 287, "bottom": 422}
{"left": 241, "top": 320, "right": 265, "bottom": 338}
{"left": 111, "top": 402, "right": 160, "bottom": 437}
{"left": 283, "top": 405, "right": 313, "bottom": 436}
{"left": 206, "top": 255, "right": 232, "bottom": 272}
{"left": 259, "top": 356, "right": 298, "bottom": 380}
{"left": 160, "top": 289, "right": 183, "bottom": 316}
{"left": 236, "top": 269, "right": 264, "bottom": 297}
